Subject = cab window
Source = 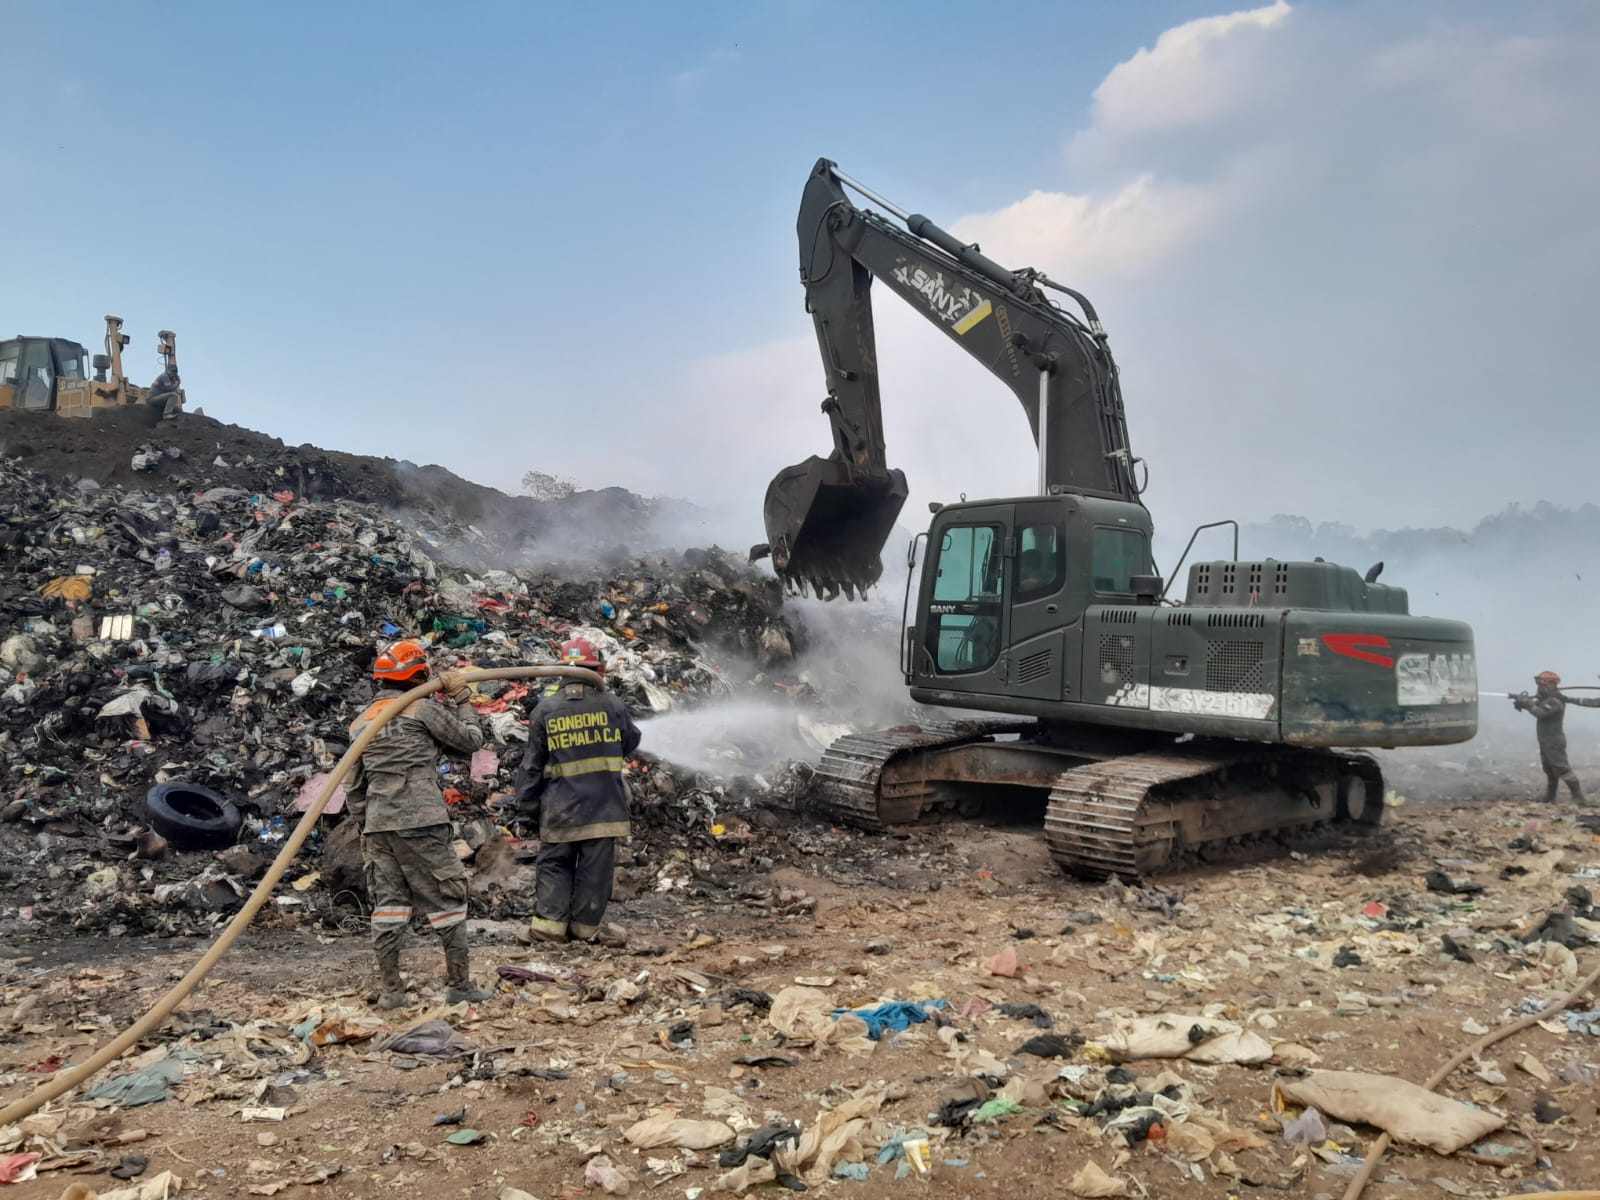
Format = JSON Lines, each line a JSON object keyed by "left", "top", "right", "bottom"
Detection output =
{"left": 53, "top": 345, "right": 85, "bottom": 380}
{"left": 928, "top": 523, "right": 1004, "bottom": 674}
{"left": 1015, "top": 521, "right": 1064, "bottom": 600}
{"left": 1092, "top": 527, "right": 1148, "bottom": 593}
{"left": 17, "top": 342, "right": 55, "bottom": 410}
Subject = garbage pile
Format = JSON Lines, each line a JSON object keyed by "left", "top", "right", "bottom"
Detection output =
{"left": 0, "top": 453, "right": 833, "bottom": 941}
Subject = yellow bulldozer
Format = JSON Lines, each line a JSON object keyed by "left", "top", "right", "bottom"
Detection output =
{"left": 0, "top": 316, "right": 183, "bottom": 419}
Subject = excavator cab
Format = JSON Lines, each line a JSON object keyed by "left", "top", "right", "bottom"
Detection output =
{"left": 904, "top": 495, "right": 1160, "bottom": 703}
{"left": 760, "top": 454, "right": 908, "bottom": 598}
{"left": 0, "top": 337, "right": 89, "bottom": 412}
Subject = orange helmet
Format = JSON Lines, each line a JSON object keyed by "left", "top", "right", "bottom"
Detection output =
{"left": 560, "top": 637, "right": 603, "bottom": 672}
{"left": 1536, "top": 671, "right": 1561, "bottom": 685}
{"left": 374, "top": 639, "right": 429, "bottom": 682}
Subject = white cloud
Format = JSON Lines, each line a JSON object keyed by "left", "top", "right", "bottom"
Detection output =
{"left": 654, "top": 2, "right": 1600, "bottom": 550}
{"left": 950, "top": 172, "right": 1228, "bottom": 281}
{"left": 1088, "top": 0, "right": 1291, "bottom": 135}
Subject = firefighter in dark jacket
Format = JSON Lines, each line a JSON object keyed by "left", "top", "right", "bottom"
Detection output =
{"left": 514, "top": 637, "right": 641, "bottom": 945}
{"left": 1513, "top": 670, "right": 1600, "bottom": 805}
{"left": 347, "top": 639, "right": 493, "bottom": 1008}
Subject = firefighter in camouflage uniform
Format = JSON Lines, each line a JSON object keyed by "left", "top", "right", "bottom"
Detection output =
{"left": 347, "top": 639, "right": 493, "bottom": 1008}
{"left": 513, "top": 638, "right": 641, "bottom": 946}
{"left": 1513, "top": 670, "right": 1600, "bottom": 806}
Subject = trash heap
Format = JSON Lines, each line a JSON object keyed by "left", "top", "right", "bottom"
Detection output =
{"left": 0, "top": 453, "right": 830, "bottom": 940}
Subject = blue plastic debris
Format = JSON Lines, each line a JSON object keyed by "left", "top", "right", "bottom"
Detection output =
{"left": 380, "top": 622, "right": 401, "bottom": 636}
{"left": 1564, "top": 1008, "right": 1600, "bottom": 1036}
{"left": 832, "top": 1163, "right": 871, "bottom": 1181}
{"left": 833, "top": 999, "right": 948, "bottom": 1040}
{"left": 876, "top": 1135, "right": 909, "bottom": 1164}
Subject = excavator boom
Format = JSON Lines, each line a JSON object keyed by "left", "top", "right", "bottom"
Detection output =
{"left": 759, "top": 158, "right": 1139, "bottom": 597}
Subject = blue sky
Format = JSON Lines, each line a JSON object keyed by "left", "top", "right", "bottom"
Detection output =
{"left": 5, "top": 1, "right": 1597, "bottom": 540}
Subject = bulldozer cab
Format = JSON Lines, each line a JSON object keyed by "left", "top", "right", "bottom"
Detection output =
{"left": 0, "top": 337, "right": 89, "bottom": 412}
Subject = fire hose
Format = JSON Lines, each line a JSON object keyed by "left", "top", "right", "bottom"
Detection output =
{"left": 0, "top": 665, "right": 599, "bottom": 1127}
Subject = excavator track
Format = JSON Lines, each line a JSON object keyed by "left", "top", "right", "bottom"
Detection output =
{"left": 1044, "top": 747, "right": 1384, "bottom": 880}
{"left": 808, "top": 722, "right": 1385, "bottom": 879}
{"left": 808, "top": 720, "right": 1031, "bottom": 830}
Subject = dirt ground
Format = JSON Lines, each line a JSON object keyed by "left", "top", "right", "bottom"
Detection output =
{"left": 2, "top": 791, "right": 1598, "bottom": 1200}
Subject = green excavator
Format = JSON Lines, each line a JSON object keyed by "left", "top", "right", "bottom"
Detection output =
{"left": 752, "top": 158, "right": 1477, "bottom": 878}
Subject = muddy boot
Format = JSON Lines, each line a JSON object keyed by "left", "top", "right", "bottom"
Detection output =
{"left": 442, "top": 929, "right": 491, "bottom": 1004}
{"left": 1543, "top": 778, "right": 1560, "bottom": 804}
{"left": 526, "top": 915, "right": 570, "bottom": 944}
{"left": 572, "top": 921, "right": 627, "bottom": 949}
{"left": 1565, "top": 775, "right": 1590, "bottom": 806}
{"left": 372, "top": 947, "right": 407, "bottom": 1011}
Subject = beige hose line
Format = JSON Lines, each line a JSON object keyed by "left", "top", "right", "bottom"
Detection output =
{"left": 1341, "top": 954, "right": 1600, "bottom": 1200}
{"left": 0, "top": 665, "right": 600, "bottom": 1127}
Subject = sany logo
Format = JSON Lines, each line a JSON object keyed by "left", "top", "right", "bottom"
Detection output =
{"left": 1321, "top": 633, "right": 1394, "bottom": 668}
{"left": 891, "top": 263, "right": 981, "bottom": 325}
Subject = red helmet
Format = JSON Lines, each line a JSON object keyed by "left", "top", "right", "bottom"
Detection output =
{"left": 374, "top": 638, "right": 429, "bottom": 682}
{"left": 1536, "top": 671, "right": 1561, "bottom": 685}
{"left": 560, "top": 637, "right": 603, "bottom": 672}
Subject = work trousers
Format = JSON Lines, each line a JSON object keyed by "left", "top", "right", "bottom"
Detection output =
{"left": 364, "top": 825, "right": 470, "bottom": 962}
{"left": 531, "top": 838, "right": 616, "bottom": 941}
{"left": 1539, "top": 737, "right": 1573, "bottom": 779}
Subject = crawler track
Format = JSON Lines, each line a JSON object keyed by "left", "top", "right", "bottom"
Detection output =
{"left": 808, "top": 720, "right": 1029, "bottom": 829}
{"left": 1043, "top": 748, "right": 1383, "bottom": 878}
{"left": 807, "top": 722, "right": 1385, "bottom": 878}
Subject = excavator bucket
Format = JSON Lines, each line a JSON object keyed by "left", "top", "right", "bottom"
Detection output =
{"left": 758, "top": 455, "right": 908, "bottom": 599}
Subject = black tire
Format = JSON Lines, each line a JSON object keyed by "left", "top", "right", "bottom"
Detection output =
{"left": 145, "top": 782, "right": 243, "bottom": 850}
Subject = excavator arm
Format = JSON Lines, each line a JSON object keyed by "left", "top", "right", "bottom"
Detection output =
{"left": 757, "top": 158, "right": 1141, "bottom": 598}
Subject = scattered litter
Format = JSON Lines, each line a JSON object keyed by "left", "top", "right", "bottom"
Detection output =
{"left": 86, "top": 1050, "right": 194, "bottom": 1108}
{"left": 996, "top": 1002, "right": 1052, "bottom": 1028}
{"left": 768, "top": 986, "right": 872, "bottom": 1056}
{"left": 1281, "top": 1105, "right": 1327, "bottom": 1147}
{"left": 1100, "top": 1014, "right": 1272, "bottom": 1064}
{"left": 1532, "top": 1094, "right": 1567, "bottom": 1124}
{"left": 972, "top": 1096, "right": 1026, "bottom": 1123}
{"left": 983, "top": 946, "right": 1019, "bottom": 977}
{"left": 378, "top": 1019, "right": 476, "bottom": 1058}
{"left": 1069, "top": 1160, "right": 1128, "bottom": 1198}
{"left": 833, "top": 998, "right": 946, "bottom": 1040}
{"left": 99, "top": 1169, "right": 184, "bottom": 1200}
{"left": 1563, "top": 1008, "right": 1600, "bottom": 1036}
{"left": 1274, "top": 1070, "right": 1504, "bottom": 1154}
{"left": 1424, "top": 870, "right": 1483, "bottom": 896}
{"left": 110, "top": 1155, "right": 151, "bottom": 1180}
{"left": 623, "top": 1116, "right": 736, "bottom": 1150}
{"left": 1017, "top": 1032, "right": 1082, "bottom": 1059}
{"left": 584, "top": 1155, "right": 635, "bottom": 1195}
{"left": 0, "top": 1154, "right": 41, "bottom": 1185}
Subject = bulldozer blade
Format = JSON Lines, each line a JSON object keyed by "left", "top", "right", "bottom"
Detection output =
{"left": 761, "top": 455, "right": 908, "bottom": 599}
